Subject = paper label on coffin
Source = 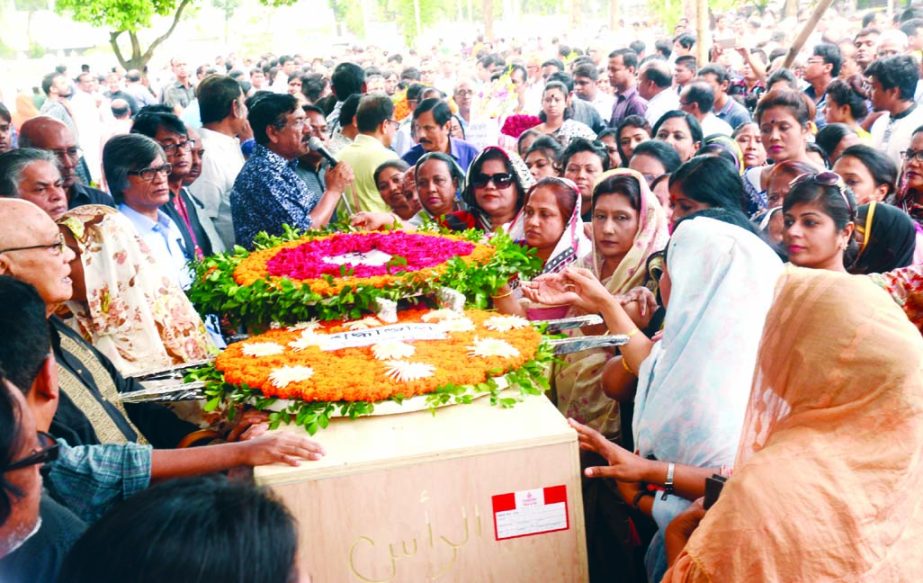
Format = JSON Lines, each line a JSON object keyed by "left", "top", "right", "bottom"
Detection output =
{"left": 319, "top": 323, "right": 446, "bottom": 351}
{"left": 491, "top": 485, "right": 569, "bottom": 540}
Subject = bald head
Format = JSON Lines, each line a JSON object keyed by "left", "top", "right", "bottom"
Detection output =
{"left": 0, "top": 199, "right": 74, "bottom": 313}
{"left": 18, "top": 117, "right": 80, "bottom": 189}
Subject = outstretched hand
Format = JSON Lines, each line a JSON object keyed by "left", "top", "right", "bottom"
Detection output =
{"left": 239, "top": 431, "right": 326, "bottom": 467}
{"left": 569, "top": 418, "right": 649, "bottom": 483}
{"left": 521, "top": 267, "right": 611, "bottom": 312}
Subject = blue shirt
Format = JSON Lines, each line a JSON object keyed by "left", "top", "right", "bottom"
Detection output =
{"left": 45, "top": 439, "right": 152, "bottom": 523}
{"left": 231, "top": 144, "right": 321, "bottom": 249}
{"left": 401, "top": 137, "right": 480, "bottom": 172}
{"left": 118, "top": 203, "right": 192, "bottom": 289}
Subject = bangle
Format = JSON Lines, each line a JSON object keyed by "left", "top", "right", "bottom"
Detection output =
{"left": 623, "top": 327, "right": 640, "bottom": 339}
{"left": 632, "top": 489, "right": 653, "bottom": 510}
{"left": 491, "top": 289, "right": 513, "bottom": 301}
{"left": 621, "top": 356, "right": 636, "bottom": 376}
{"left": 662, "top": 462, "right": 676, "bottom": 500}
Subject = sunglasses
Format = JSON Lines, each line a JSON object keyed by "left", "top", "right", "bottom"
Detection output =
{"left": 472, "top": 172, "right": 514, "bottom": 189}
{"left": 5, "top": 431, "right": 59, "bottom": 472}
{"left": 789, "top": 171, "right": 852, "bottom": 211}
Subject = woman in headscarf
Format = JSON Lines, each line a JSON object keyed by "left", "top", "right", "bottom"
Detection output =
{"left": 451, "top": 146, "right": 534, "bottom": 232}
{"left": 849, "top": 202, "right": 917, "bottom": 274}
{"left": 411, "top": 152, "right": 468, "bottom": 231}
{"left": 493, "top": 177, "right": 592, "bottom": 319}
{"left": 662, "top": 267, "right": 923, "bottom": 582}
{"left": 526, "top": 211, "right": 784, "bottom": 582}
{"left": 553, "top": 168, "right": 669, "bottom": 439}
{"left": 58, "top": 205, "right": 216, "bottom": 375}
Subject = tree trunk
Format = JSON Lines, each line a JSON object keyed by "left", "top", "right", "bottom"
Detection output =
{"left": 609, "top": 0, "right": 619, "bottom": 31}
{"left": 570, "top": 0, "right": 581, "bottom": 29}
{"left": 784, "top": 0, "right": 798, "bottom": 20}
{"left": 696, "top": 0, "right": 708, "bottom": 64}
{"left": 483, "top": 0, "right": 493, "bottom": 41}
{"left": 413, "top": 0, "right": 421, "bottom": 40}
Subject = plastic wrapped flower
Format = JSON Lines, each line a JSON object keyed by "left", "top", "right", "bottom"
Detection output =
{"left": 500, "top": 114, "right": 542, "bottom": 138}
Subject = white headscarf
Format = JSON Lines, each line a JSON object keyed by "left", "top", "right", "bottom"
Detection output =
{"left": 632, "top": 216, "right": 783, "bottom": 528}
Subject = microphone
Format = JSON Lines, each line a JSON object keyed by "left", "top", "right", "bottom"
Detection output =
{"left": 307, "top": 136, "right": 339, "bottom": 167}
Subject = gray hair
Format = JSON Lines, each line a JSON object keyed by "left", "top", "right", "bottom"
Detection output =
{"left": 102, "top": 134, "right": 165, "bottom": 204}
{"left": 0, "top": 148, "right": 58, "bottom": 198}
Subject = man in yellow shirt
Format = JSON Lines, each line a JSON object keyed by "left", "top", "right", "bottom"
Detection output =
{"left": 336, "top": 94, "right": 400, "bottom": 215}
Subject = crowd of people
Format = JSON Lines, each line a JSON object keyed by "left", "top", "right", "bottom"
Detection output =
{"left": 1, "top": 4, "right": 923, "bottom": 582}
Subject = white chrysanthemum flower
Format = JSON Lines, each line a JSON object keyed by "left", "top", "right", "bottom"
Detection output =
{"left": 288, "top": 331, "right": 328, "bottom": 351}
{"left": 241, "top": 342, "right": 286, "bottom": 357}
{"left": 421, "top": 309, "right": 463, "bottom": 322}
{"left": 269, "top": 365, "right": 315, "bottom": 389}
{"left": 383, "top": 360, "right": 435, "bottom": 382}
{"left": 287, "top": 320, "right": 321, "bottom": 332}
{"left": 468, "top": 337, "right": 521, "bottom": 359}
{"left": 437, "top": 317, "right": 475, "bottom": 333}
{"left": 371, "top": 341, "right": 416, "bottom": 360}
{"left": 483, "top": 315, "right": 531, "bottom": 332}
{"left": 344, "top": 316, "right": 382, "bottom": 330}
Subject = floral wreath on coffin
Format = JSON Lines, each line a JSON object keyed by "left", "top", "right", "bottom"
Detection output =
{"left": 186, "top": 308, "right": 555, "bottom": 435}
{"left": 188, "top": 223, "right": 541, "bottom": 328}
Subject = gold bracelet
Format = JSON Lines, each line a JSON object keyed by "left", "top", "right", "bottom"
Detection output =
{"left": 491, "top": 289, "right": 513, "bottom": 301}
{"left": 621, "top": 356, "right": 636, "bottom": 376}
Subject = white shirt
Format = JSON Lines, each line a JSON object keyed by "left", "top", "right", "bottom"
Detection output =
{"left": 584, "top": 93, "right": 615, "bottom": 122}
{"left": 118, "top": 204, "right": 192, "bottom": 289}
{"left": 644, "top": 88, "right": 681, "bottom": 127}
{"left": 871, "top": 104, "right": 923, "bottom": 170}
{"left": 699, "top": 113, "right": 734, "bottom": 137}
{"left": 187, "top": 127, "right": 245, "bottom": 249}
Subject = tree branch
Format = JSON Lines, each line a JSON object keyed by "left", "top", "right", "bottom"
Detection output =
{"left": 109, "top": 30, "right": 129, "bottom": 70}
{"left": 142, "top": 0, "right": 194, "bottom": 64}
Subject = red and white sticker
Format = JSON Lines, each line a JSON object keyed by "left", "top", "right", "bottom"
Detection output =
{"left": 491, "top": 485, "right": 569, "bottom": 541}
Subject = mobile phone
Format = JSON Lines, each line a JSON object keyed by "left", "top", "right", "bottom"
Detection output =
{"left": 716, "top": 38, "right": 736, "bottom": 50}
{"left": 704, "top": 474, "right": 727, "bottom": 509}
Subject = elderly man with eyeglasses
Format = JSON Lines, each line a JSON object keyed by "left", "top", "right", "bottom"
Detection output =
{"left": 130, "top": 111, "right": 225, "bottom": 257}
{"left": 102, "top": 133, "right": 192, "bottom": 289}
{"left": 18, "top": 116, "right": 115, "bottom": 210}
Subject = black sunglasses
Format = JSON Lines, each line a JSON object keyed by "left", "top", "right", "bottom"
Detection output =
{"left": 472, "top": 172, "right": 513, "bottom": 189}
{"left": 5, "top": 431, "right": 59, "bottom": 472}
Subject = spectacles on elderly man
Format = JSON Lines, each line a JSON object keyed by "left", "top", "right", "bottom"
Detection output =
{"left": 128, "top": 163, "right": 173, "bottom": 181}
{"left": 0, "top": 232, "right": 67, "bottom": 256}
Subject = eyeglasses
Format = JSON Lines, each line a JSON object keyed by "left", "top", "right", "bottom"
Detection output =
{"left": 50, "top": 146, "right": 82, "bottom": 161}
{"left": 128, "top": 163, "right": 173, "bottom": 181}
{"left": 5, "top": 431, "right": 59, "bottom": 472}
{"left": 901, "top": 149, "right": 923, "bottom": 163}
{"left": 472, "top": 172, "right": 514, "bottom": 188}
{"left": 161, "top": 139, "right": 196, "bottom": 155}
{"left": 789, "top": 171, "right": 852, "bottom": 211}
{"left": 386, "top": 119, "right": 400, "bottom": 129}
{"left": 0, "top": 232, "right": 67, "bottom": 256}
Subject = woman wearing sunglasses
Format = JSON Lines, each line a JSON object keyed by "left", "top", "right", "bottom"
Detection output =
{"left": 451, "top": 147, "right": 533, "bottom": 232}
{"left": 492, "top": 177, "right": 591, "bottom": 319}
{"left": 782, "top": 171, "right": 857, "bottom": 272}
